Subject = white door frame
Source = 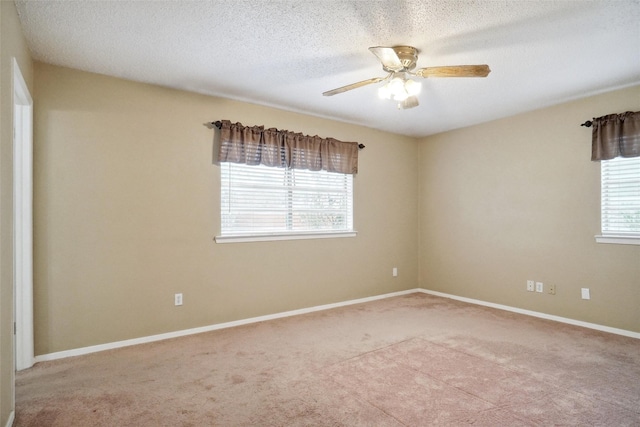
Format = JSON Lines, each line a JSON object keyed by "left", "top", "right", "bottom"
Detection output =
{"left": 13, "top": 57, "right": 34, "bottom": 372}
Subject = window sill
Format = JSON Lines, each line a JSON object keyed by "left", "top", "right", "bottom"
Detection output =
{"left": 215, "top": 231, "right": 357, "bottom": 244}
{"left": 594, "top": 235, "right": 640, "bottom": 246}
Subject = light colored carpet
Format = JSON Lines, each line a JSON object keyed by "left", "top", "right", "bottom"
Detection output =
{"left": 15, "top": 293, "right": 640, "bottom": 426}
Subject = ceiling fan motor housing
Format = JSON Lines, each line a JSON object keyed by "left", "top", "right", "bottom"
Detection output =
{"left": 384, "top": 46, "right": 419, "bottom": 72}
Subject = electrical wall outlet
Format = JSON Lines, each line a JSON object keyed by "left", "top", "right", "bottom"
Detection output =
{"left": 174, "top": 293, "right": 183, "bottom": 306}
{"left": 581, "top": 288, "right": 590, "bottom": 300}
{"left": 526, "top": 280, "right": 535, "bottom": 292}
{"left": 535, "top": 282, "right": 544, "bottom": 293}
{"left": 392, "top": 267, "right": 398, "bottom": 277}
{"left": 548, "top": 284, "right": 556, "bottom": 295}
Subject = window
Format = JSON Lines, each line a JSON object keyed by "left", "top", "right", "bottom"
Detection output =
{"left": 217, "top": 163, "right": 354, "bottom": 243}
{"left": 597, "top": 156, "right": 640, "bottom": 245}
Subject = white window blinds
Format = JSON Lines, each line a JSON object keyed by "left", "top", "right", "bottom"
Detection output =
{"left": 221, "top": 163, "right": 353, "bottom": 236}
{"left": 601, "top": 156, "right": 640, "bottom": 236}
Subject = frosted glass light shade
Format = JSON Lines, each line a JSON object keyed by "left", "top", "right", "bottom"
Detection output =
{"left": 378, "top": 85, "right": 391, "bottom": 99}
{"left": 378, "top": 75, "right": 421, "bottom": 103}
{"left": 405, "top": 79, "right": 421, "bottom": 96}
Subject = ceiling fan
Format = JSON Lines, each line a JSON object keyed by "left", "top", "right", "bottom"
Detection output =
{"left": 323, "top": 46, "right": 491, "bottom": 109}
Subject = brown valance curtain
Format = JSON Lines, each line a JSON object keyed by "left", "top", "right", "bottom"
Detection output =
{"left": 591, "top": 111, "right": 640, "bottom": 161}
{"left": 217, "top": 120, "right": 359, "bottom": 174}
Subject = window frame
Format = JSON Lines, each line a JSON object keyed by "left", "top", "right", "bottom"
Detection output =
{"left": 595, "top": 156, "right": 640, "bottom": 246}
{"left": 215, "top": 163, "right": 356, "bottom": 244}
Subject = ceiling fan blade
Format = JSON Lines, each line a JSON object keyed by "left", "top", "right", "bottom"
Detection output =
{"left": 415, "top": 65, "right": 491, "bottom": 78}
{"left": 368, "top": 46, "right": 403, "bottom": 70}
{"left": 322, "top": 76, "right": 387, "bottom": 96}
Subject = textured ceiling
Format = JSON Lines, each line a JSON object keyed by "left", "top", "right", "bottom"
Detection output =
{"left": 14, "top": 0, "right": 640, "bottom": 138}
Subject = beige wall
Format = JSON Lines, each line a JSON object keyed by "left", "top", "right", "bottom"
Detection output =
{"left": 1, "top": 1, "right": 33, "bottom": 425}
{"left": 419, "top": 86, "right": 640, "bottom": 332}
{"left": 33, "top": 63, "right": 419, "bottom": 355}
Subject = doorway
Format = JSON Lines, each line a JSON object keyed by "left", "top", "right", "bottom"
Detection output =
{"left": 13, "top": 57, "right": 34, "bottom": 372}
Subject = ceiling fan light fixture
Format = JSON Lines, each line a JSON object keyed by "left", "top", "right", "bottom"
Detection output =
{"left": 393, "top": 91, "right": 409, "bottom": 102}
{"left": 377, "top": 73, "right": 421, "bottom": 103}
{"left": 404, "top": 79, "right": 421, "bottom": 96}
{"left": 378, "top": 84, "right": 392, "bottom": 100}
{"left": 399, "top": 95, "right": 419, "bottom": 110}
{"left": 387, "top": 75, "right": 406, "bottom": 94}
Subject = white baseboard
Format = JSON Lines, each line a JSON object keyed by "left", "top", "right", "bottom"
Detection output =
{"left": 34, "top": 288, "right": 421, "bottom": 363}
{"left": 418, "top": 289, "right": 640, "bottom": 339}
{"left": 34, "top": 287, "right": 639, "bottom": 363}
{"left": 5, "top": 411, "right": 14, "bottom": 427}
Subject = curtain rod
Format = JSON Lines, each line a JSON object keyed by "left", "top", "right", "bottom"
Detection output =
{"left": 581, "top": 120, "right": 593, "bottom": 128}
{"left": 210, "top": 121, "right": 365, "bottom": 150}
